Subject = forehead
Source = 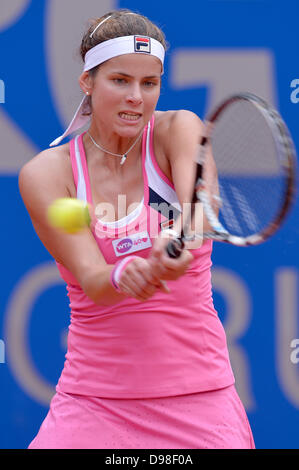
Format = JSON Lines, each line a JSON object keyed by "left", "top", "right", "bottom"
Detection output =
{"left": 99, "top": 53, "right": 163, "bottom": 75}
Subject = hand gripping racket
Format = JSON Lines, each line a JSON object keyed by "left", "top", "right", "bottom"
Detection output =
{"left": 167, "top": 93, "right": 296, "bottom": 258}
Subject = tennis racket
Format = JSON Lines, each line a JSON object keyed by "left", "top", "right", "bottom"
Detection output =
{"left": 167, "top": 92, "right": 296, "bottom": 258}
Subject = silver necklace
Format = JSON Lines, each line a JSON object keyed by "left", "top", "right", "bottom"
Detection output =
{"left": 87, "top": 129, "right": 143, "bottom": 165}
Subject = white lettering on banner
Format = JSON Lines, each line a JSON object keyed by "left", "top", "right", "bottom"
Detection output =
{"left": 0, "top": 340, "right": 5, "bottom": 364}
{"left": 0, "top": 108, "right": 38, "bottom": 174}
{"left": 275, "top": 268, "right": 299, "bottom": 408}
{"left": 0, "top": 0, "right": 38, "bottom": 174}
{"left": 290, "top": 339, "right": 299, "bottom": 364}
{"left": 0, "top": 80, "right": 4, "bottom": 104}
{"left": 211, "top": 267, "right": 256, "bottom": 410}
{"left": 4, "top": 263, "right": 64, "bottom": 406}
{"left": 290, "top": 79, "right": 299, "bottom": 104}
{"left": 170, "top": 49, "right": 276, "bottom": 110}
{"left": 4, "top": 262, "right": 299, "bottom": 407}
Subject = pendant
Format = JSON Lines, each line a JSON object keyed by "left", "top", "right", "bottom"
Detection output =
{"left": 120, "top": 154, "right": 127, "bottom": 165}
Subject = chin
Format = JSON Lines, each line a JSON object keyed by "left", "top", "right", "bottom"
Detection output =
{"left": 115, "top": 122, "right": 145, "bottom": 138}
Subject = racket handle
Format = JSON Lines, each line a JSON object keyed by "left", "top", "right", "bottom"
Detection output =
{"left": 166, "top": 238, "right": 185, "bottom": 258}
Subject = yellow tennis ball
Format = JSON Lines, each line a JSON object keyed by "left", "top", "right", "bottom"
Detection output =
{"left": 47, "top": 198, "right": 91, "bottom": 234}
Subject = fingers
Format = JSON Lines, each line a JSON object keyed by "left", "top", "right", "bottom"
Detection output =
{"left": 141, "top": 264, "right": 171, "bottom": 294}
{"left": 150, "top": 237, "right": 194, "bottom": 281}
{"left": 119, "top": 275, "right": 156, "bottom": 301}
{"left": 114, "top": 244, "right": 192, "bottom": 301}
{"left": 161, "top": 249, "right": 193, "bottom": 278}
{"left": 150, "top": 234, "right": 169, "bottom": 261}
{"left": 158, "top": 280, "right": 171, "bottom": 293}
{"left": 118, "top": 258, "right": 170, "bottom": 301}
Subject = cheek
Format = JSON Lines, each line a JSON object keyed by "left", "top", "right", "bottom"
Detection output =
{"left": 144, "top": 90, "right": 160, "bottom": 111}
{"left": 92, "top": 85, "right": 121, "bottom": 109}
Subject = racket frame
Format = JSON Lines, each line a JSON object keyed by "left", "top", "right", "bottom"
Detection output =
{"left": 167, "top": 93, "right": 296, "bottom": 257}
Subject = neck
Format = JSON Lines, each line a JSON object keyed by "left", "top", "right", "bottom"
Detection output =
{"left": 84, "top": 129, "right": 144, "bottom": 171}
{"left": 89, "top": 123, "right": 144, "bottom": 155}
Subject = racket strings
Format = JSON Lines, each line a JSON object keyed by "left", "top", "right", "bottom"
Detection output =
{"left": 210, "top": 100, "right": 286, "bottom": 238}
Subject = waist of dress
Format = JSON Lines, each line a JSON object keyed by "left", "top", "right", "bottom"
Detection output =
{"left": 57, "top": 284, "right": 234, "bottom": 398}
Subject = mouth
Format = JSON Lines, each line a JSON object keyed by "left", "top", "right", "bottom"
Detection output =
{"left": 118, "top": 111, "right": 142, "bottom": 121}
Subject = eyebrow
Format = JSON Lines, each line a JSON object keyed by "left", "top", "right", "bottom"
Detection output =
{"left": 111, "top": 71, "right": 160, "bottom": 79}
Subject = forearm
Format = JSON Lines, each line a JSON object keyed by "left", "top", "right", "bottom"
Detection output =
{"left": 80, "top": 264, "right": 126, "bottom": 305}
{"left": 81, "top": 256, "right": 169, "bottom": 305}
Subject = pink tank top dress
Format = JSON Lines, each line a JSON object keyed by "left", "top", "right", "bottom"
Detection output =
{"left": 28, "top": 116, "right": 255, "bottom": 449}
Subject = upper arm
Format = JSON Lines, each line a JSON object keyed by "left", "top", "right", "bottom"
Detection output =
{"left": 160, "top": 110, "right": 218, "bottom": 232}
{"left": 164, "top": 110, "right": 205, "bottom": 205}
{"left": 18, "top": 150, "right": 108, "bottom": 291}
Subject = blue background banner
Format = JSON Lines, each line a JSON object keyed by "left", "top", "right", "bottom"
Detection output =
{"left": 0, "top": 0, "right": 298, "bottom": 449}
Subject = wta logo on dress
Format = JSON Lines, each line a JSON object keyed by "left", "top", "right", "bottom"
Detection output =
{"left": 113, "top": 231, "right": 152, "bottom": 257}
{"left": 134, "top": 36, "right": 151, "bottom": 53}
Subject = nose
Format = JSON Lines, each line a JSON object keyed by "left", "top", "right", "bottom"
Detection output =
{"left": 126, "top": 84, "right": 143, "bottom": 105}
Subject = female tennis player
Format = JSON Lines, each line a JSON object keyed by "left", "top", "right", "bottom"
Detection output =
{"left": 19, "top": 9, "right": 255, "bottom": 449}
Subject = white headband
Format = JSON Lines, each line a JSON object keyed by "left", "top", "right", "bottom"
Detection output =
{"left": 50, "top": 35, "right": 165, "bottom": 147}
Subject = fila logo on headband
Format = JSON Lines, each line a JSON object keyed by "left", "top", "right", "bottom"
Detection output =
{"left": 134, "top": 36, "right": 151, "bottom": 53}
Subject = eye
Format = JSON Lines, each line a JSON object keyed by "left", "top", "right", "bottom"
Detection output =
{"left": 112, "top": 78, "right": 127, "bottom": 85}
{"left": 143, "top": 80, "right": 158, "bottom": 87}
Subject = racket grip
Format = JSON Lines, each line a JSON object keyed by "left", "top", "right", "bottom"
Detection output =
{"left": 166, "top": 238, "right": 184, "bottom": 258}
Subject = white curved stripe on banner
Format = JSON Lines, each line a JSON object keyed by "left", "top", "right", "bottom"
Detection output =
{"left": 0, "top": 0, "right": 30, "bottom": 32}
{"left": 45, "top": 0, "right": 116, "bottom": 144}
{"left": 0, "top": 1, "right": 38, "bottom": 173}
{"left": 4, "top": 263, "right": 65, "bottom": 406}
{"left": 0, "top": 109, "right": 38, "bottom": 174}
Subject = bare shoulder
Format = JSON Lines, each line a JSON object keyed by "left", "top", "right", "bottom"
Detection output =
{"left": 155, "top": 109, "right": 203, "bottom": 134}
{"left": 19, "top": 143, "right": 70, "bottom": 182}
{"left": 18, "top": 143, "right": 75, "bottom": 200}
{"left": 155, "top": 109, "right": 204, "bottom": 166}
{"left": 154, "top": 109, "right": 204, "bottom": 153}
{"left": 150, "top": 110, "right": 204, "bottom": 183}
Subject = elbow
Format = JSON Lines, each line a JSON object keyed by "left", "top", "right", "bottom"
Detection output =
{"left": 80, "top": 271, "right": 105, "bottom": 304}
{"left": 84, "top": 286, "right": 124, "bottom": 306}
{"left": 79, "top": 267, "right": 123, "bottom": 306}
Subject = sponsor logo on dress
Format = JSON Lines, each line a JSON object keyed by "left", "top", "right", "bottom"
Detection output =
{"left": 112, "top": 231, "right": 152, "bottom": 257}
{"left": 160, "top": 218, "right": 174, "bottom": 231}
